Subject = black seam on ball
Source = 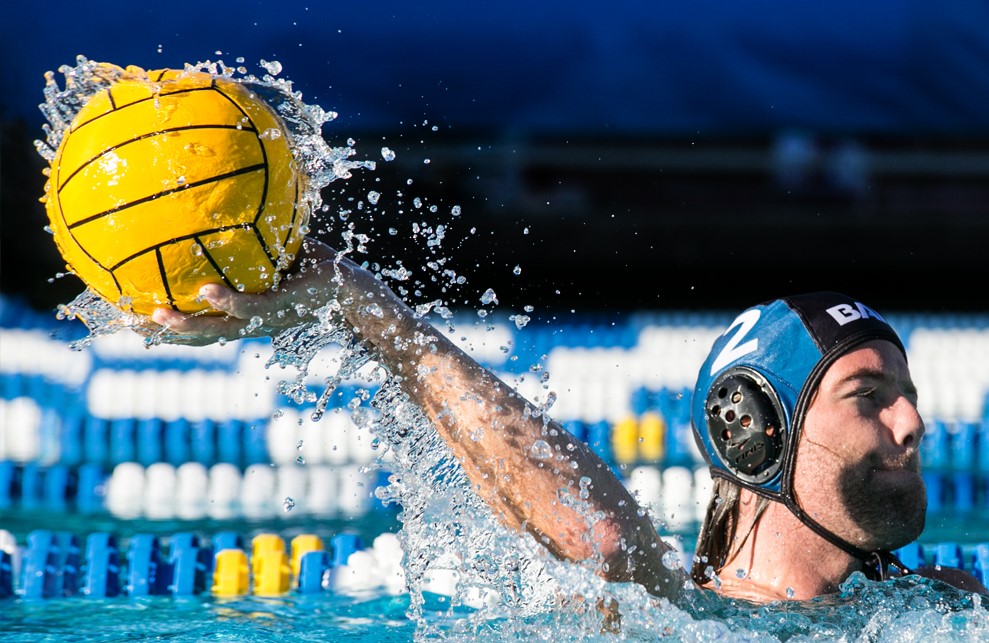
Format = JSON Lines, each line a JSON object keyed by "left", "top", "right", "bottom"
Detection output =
{"left": 251, "top": 225, "right": 278, "bottom": 269}
{"left": 108, "top": 223, "right": 257, "bottom": 272}
{"left": 195, "top": 236, "right": 237, "bottom": 291}
{"left": 70, "top": 86, "right": 223, "bottom": 133}
{"left": 67, "top": 164, "right": 267, "bottom": 230}
{"left": 155, "top": 247, "right": 178, "bottom": 310}
{"left": 281, "top": 172, "right": 303, "bottom": 251}
{"left": 57, "top": 124, "right": 259, "bottom": 195}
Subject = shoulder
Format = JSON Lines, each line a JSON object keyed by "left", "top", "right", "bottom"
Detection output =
{"left": 913, "top": 565, "right": 988, "bottom": 594}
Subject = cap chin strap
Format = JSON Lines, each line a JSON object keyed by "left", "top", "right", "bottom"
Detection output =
{"left": 782, "top": 495, "right": 913, "bottom": 581}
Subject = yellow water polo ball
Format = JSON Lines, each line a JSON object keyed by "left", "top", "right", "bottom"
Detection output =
{"left": 43, "top": 64, "right": 308, "bottom": 317}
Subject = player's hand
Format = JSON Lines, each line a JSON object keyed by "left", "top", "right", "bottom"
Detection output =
{"left": 150, "top": 237, "right": 343, "bottom": 346}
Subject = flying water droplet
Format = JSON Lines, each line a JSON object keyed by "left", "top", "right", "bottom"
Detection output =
{"left": 241, "top": 315, "right": 264, "bottom": 335}
{"left": 260, "top": 59, "right": 283, "bottom": 76}
{"left": 480, "top": 289, "right": 498, "bottom": 305}
{"left": 578, "top": 476, "right": 592, "bottom": 499}
{"left": 662, "top": 550, "right": 683, "bottom": 570}
{"left": 365, "top": 303, "right": 384, "bottom": 317}
{"left": 530, "top": 440, "right": 552, "bottom": 459}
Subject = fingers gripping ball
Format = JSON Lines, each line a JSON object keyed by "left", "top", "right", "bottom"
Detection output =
{"left": 43, "top": 65, "right": 308, "bottom": 316}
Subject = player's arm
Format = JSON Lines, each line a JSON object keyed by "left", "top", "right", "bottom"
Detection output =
{"left": 152, "top": 237, "right": 686, "bottom": 600}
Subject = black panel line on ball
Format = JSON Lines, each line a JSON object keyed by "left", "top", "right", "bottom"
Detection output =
{"left": 156, "top": 247, "right": 179, "bottom": 311}
{"left": 53, "top": 182, "right": 115, "bottom": 274}
{"left": 196, "top": 236, "right": 237, "bottom": 290}
{"left": 153, "top": 70, "right": 169, "bottom": 83}
{"left": 58, "top": 124, "right": 259, "bottom": 194}
{"left": 251, "top": 224, "right": 278, "bottom": 268}
{"left": 68, "top": 164, "right": 267, "bottom": 230}
{"left": 203, "top": 82, "right": 279, "bottom": 268}
{"left": 250, "top": 120, "right": 270, "bottom": 228}
{"left": 109, "top": 223, "right": 254, "bottom": 271}
{"left": 209, "top": 83, "right": 259, "bottom": 133}
{"left": 70, "top": 86, "right": 245, "bottom": 135}
{"left": 70, "top": 86, "right": 218, "bottom": 133}
{"left": 250, "top": 158, "right": 275, "bottom": 264}
{"left": 71, "top": 88, "right": 116, "bottom": 133}
{"left": 211, "top": 83, "right": 271, "bottom": 231}
{"left": 110, "top": 271, "right": 123, "bottom": 299}
{"left": 281, "top": 173, "right": 302, "bottom": 249}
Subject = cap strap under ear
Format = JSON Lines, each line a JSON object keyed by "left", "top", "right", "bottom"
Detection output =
{"left": 783, "top": 492, "right": 912, "bottom": 580}
{"left": 863, "top": 550, "right": 913, "bottom": 582}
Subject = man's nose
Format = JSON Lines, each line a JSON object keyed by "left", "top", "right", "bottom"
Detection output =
{"left": 892, "top": 395, "right": 925, "bottom": 449}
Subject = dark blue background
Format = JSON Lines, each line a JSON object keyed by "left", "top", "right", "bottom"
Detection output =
{"left": 4, "top": 1, "right": 989, "bottom": 137}
{"left": 4, "top": 2, "right": 989, "bottom": 315}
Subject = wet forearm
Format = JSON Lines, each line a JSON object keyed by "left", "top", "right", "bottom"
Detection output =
{"left": 336, "top": 267, "right": 683, "bottom": 599}
{"left": 152, "top": 239, "right": 684, "bottom": 599}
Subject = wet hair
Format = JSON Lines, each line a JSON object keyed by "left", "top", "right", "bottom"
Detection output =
{"left": 690, "top": 477, "right": 770, "bottom": 587}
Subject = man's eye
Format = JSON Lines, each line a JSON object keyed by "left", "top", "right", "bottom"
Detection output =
{"left": 856, "top": 388, "right": 878, "bottom": 399}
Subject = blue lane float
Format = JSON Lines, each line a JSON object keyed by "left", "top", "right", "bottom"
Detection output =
{"left": 298, "top": 550, "right": 331, "bottom": 594}
{"left": 0, "top": 529, "right": 985, "bottom": 600}
{"left": 21, "top": 530, "right": 81, "bottom": 599}
{"left": 975, "top": 544, "right": 989, "bottom": 585}
{"left": 126, "top": 534, "right": 170, "bottom": 596}
{"left": 83, "top": 532, "right": 121, "bottom": 598}
{"left": 0, "top": 460, "right": 16, "bottom": 510}
{"left": 167, "top": 533, "right": 213, "bottom": 597}
{"left": 0, "top": 550, "right": 13, "bottom": 598}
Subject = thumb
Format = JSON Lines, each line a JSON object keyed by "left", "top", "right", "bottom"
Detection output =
{"left": 197, "top": 283, "right": 260, "bottom": 319}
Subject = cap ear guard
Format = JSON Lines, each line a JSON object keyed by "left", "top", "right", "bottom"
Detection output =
{"left": 704, "top": 366, "right": 786, "bottom": 485}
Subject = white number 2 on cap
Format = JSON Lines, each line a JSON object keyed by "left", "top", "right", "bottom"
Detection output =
{"left": 710, "top": 309, "right": 761, "bottom": 374}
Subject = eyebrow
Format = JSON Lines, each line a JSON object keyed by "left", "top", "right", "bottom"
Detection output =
{"left": 836, "top": 367, "right": 918, "bottom": 397}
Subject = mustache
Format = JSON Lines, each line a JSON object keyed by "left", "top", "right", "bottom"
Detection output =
{"left": 869, "top": 450, "right": 921, "bottom": 472}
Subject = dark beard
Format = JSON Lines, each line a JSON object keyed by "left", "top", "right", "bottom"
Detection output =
{"left": 839, "top": 452, "right": 927, "bottom": 550}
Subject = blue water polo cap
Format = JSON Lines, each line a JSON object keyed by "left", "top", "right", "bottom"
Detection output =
{"left": 690, "top": 292, "right": 905, "bottom": 500}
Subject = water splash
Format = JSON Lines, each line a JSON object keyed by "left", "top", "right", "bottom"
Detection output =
{"left": 35, "top": 55, "right": 373, "bottom": 339}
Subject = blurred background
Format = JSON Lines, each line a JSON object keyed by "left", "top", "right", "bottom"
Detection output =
{"left": 4, "top": 0, "right": 989, "bottom": 316}
{"left": 1, "top": 2, "right": 988, "bottom": 604}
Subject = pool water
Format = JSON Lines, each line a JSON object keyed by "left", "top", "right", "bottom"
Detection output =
{"left": 1, "top": 491, "right": 986, "bottom": 642}
{"left": 2, "top": 553, "right": 986, "bottom": 642}
{"left": 2, "top": 592, "right": 416, "bottom": 642}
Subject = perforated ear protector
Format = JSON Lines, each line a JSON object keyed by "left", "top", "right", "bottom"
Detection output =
{"left": 704, "top": 366, "right": 786, "bottom": 484}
